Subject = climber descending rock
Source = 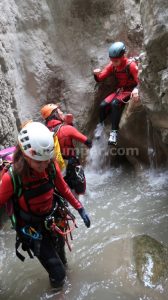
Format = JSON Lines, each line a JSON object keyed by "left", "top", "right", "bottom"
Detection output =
{"left": 93, "top": 41, "right": 140, "bottom": 146}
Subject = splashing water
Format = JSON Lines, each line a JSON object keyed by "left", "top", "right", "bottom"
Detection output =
{"left": 0, "top": 157, "right": 168, "bottom": 300}
{"left": 86, "top": 132, "right": 111, "bottom": 173}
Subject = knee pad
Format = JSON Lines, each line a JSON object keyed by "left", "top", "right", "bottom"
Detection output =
{"left": 100, "top": 101, "right": 108, "bottom": 108}
{"left": 111, "top": 99, "right": 120, "bottom": 107}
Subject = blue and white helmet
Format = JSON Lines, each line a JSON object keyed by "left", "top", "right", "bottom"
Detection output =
{"left": 109, "top": 42, "right": 126, "bottom": 58}
{"left": 18, "top": 122, "right": 54, "bottom": 161}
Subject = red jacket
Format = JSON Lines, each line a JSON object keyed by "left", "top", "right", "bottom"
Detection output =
{"left": 95, "top": 57, "right": 138, "bottom": 90}
{"left": 47, "top": 120, "right": 87, "bottom": 157}
{"left": 0, "top": 161, "right": 82, "bottom": 215}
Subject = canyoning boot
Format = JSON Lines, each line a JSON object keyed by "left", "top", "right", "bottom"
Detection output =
{"left": 108, "top": 130, "right": 118, "bottom": 146}
{"left": 94, "top": 123, "right": 104, "bottom": 139}
{"left": 49, "top": 277, "right": 65, "bottom": 289}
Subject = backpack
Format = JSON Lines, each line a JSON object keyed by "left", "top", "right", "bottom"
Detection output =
{"left": 0, "top": 146, "right": 16, "bottom": 176}
{"left": 64, "top": 157, "right": 86, "bottom": 195}
{"left": 54, "top": 135, "right": 66, "bottom": 172}
{"left": 0, "top": 146, "right": 16, "bottom": 223}
{"left": 48, "top": 123, "right": 66, "bottom": 172}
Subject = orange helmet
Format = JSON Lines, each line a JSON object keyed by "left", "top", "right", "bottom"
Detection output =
{"left": 40, "top": 103, "right": 59, "bottom": 119}
{"left": 20, "top": 119, "right": 33, "bottom": 129}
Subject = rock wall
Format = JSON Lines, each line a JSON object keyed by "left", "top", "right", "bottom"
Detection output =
{"left": 139, "top": 0, "right": 168, "bottom": 163}
{"left": 0, "top": 70, "right": 18, "bottom": 148}
{"left": 0, "top": 0, "right": 142, "bottom": 136}
{"left": 0, "top": 0, "right": 167, "bottom": 167}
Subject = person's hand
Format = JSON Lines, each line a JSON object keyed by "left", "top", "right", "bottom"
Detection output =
{"left": 64, "top": 114, "right": 73, "bottom": 125}
{"left": 78, "top": 207, "right": 91, "bottom": 228}
{"left": 85, "top": 139, "right": 92, "bottom": 149}
{"left": 131, "top": 88, "right": 139, "bottom": 102}
{"left": 93, "top": 68, "right": 101, "bottom": 75}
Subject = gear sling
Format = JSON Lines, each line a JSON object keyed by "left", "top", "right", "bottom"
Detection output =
{"left": 5, "top": 162, "right": 76, "bottom": 261}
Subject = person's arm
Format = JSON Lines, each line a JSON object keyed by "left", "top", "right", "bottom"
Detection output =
{"left": 93, "top": 62, "right": 113, "bottom": 81}
{"left": 54, "top": 161, "right": 83, "bottom": 210}
{"left": 65, "top": 126, "right": 87, "bottom": 143}
{"left": 0, "top": 172, "right": 14, "bottom": 208}
{"left": 67, "top": 126, "right": 92, "bottom": 148}
{"left": 54, "top": 162, "right": 90, "bottom": 227}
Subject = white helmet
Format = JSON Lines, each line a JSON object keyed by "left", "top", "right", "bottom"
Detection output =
{"left": 18, "top": 122, "right": 54, "bottom": 161}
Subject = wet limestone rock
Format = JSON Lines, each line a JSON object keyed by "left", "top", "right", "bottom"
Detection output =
{"left": 139, "top": 0, "right": 168, "bottom": 161}
{"left": 0, "top": 0, "right": 167, "bottom": 168}
{"left": 119, "top": 98, "right": 168, "bottom": 169}
{"left": 0, "top": 0, "right": 142, "bottom": 143}
{"left": 133, "top": 234, "right": 168, "bottom": 287}
{"left": 0, "top": 70, "right": 18, "bottom": 148}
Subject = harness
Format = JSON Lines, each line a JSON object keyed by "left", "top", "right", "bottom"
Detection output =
{"left": 3, "top": 162, "right": 76, "bottom": 261}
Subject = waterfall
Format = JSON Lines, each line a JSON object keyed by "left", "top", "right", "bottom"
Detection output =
{"left": 146, "top": 118, "right": 158, "bottom": 170}
{"left": 85, "top": 132, "right": 111, "bottom": 173}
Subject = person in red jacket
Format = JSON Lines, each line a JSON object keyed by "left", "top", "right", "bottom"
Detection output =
{"left": 0, "top": 122, "right": 90, "bottom": 290}
{"left": 40, "top": 104, "right": 92, "bottom": 196}
{"left": 93, "top": 41, "right": 139, "bottom": 145}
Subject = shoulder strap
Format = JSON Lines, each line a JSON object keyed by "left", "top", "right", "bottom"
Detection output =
{"left": 112, "top": 65, "right": 116, "bottom": 74}
{"left": 125, "top": 62, "right": 131, "bottom": 75}
{"left": 48, "top": 161, "right": 57, "bottom": 182}
{"left": 8, "top": 166, "right": 22, "bottom": 198}
{"left": 53, "top": 123, "right": 63, "bottom": 136}
{"left": 125, "top": 61, "right": 134, "bottom": 79}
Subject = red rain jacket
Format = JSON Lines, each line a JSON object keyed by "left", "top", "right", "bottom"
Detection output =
{"left": 0, "top": 161, "right": 82, "bottom": 215}
{"left": 47, "top": 120, "right": 87, "bottom": 157}
{"left": 95, "top": 56, "right": 138, "bottom": 103}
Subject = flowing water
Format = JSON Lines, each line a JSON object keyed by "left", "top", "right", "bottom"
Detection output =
{"left": 0, "top": 141, "right": 168, "bottom": 300}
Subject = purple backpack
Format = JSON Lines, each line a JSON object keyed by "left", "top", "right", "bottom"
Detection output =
{"left": 0, "top": 146, "right": 16, "bottom": 217}
{"left": 0, "top": 146, "right": 16, "bottom": 163}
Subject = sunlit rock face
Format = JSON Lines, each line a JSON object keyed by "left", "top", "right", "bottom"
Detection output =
{"left": 0, "top": 0, "right": 167, "bottom": 166}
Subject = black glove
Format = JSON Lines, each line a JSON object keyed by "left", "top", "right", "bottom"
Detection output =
{"left": 85, "top": 139, "right": 92, "bottom": 149}
{"left": 78, "top": 207, "right": 91, "bottom": 228}
{"left": 94, "top": 74, "right": 99, "bottom": 82}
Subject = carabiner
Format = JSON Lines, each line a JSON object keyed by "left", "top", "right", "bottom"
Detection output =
{"left": 21, "top": 226, "right": 42, "bottom": 240}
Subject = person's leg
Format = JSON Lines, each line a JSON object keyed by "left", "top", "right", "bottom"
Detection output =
{"left": 108, "top": 99, "right": 125, "bottom": 145}
{"left": 110, "top": 99, "right": 124, "bottom": 130}
{"left": 55, "top": 234, "right": 67, "bottom": 266}
{"left": 34, "top": 234, "right": 66, "bottom": 288}
{"left": 95, "top": 100, "right": 110, "bottom": 138}
{"left": 99, "top": 100, "right": 110, "bottom": 123}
